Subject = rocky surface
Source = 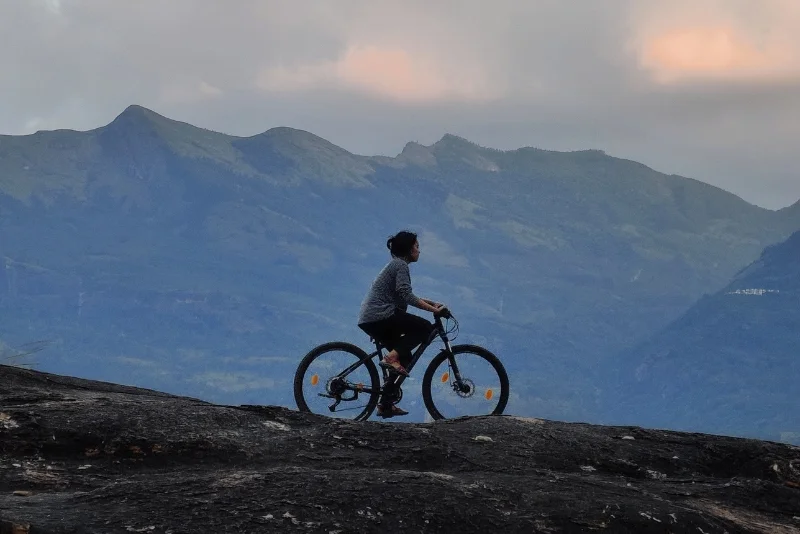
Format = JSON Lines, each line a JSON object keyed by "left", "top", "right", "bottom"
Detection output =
{"left": 1, "top": 364, "right": 799, "bottom": 533}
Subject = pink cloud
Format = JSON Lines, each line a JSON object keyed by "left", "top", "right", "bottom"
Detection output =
{"left": 631, "top": 1, "right": 800, "bottom": 84}
{"left": 257, "top": 44, "right": 500, "bottom": 102}
{"left": 641, "top": 25, "right": 793, "bottom": 82}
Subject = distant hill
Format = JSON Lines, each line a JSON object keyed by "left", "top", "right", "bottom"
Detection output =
{"left": 1, "top": 105, "right": 799, "bottom": 427}
{"left": 607, "top": 231, "right": 800, "bottom": 444}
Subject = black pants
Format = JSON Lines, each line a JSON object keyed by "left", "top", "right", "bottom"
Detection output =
{"left": 359, "top": 311, "right": 434, "bottom": 407}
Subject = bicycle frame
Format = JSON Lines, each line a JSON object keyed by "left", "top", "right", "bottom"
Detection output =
{"left": 333, "top": 314, "right": 457, "bottom": 398}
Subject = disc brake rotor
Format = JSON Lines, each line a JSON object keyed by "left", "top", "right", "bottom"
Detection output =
{"left": 453, "top": 378, "right": 475, "bottom": 398}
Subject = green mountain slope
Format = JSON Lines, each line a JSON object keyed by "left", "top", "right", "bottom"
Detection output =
{"left": 1, "top": 105, "right": 798, "bottom": 425}
{"left": 608, "top": 231, "right": 800, "bottom": 443}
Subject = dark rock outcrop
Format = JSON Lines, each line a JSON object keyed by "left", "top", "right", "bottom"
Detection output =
{"left": 1, "top": 365, "right": 799, "bottom": 533}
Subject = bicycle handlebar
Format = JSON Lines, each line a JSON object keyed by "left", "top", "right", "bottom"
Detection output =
{"left": 434, "top": 306, "right": 453, "bottom": 319}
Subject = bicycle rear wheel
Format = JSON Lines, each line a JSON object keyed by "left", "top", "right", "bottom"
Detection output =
{"left": 294, "top": 342, "right": 380, "bottom": 421}
{"left": 422, "top": 344, "right": 509, "bottom": 420}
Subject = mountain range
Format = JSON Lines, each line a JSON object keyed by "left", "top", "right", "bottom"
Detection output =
{"left": 607, "top": 230, "right": 800, "bottom": 443}
{"left": 1, "top": 105, "right": 798, "bottom": 436}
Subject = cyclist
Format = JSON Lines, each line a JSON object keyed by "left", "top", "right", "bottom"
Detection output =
{"left": 357, "top": 230, "right": 444, "bottom": 418}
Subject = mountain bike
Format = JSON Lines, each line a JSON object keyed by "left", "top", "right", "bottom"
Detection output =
{"left": 293, "top": 308, "right": 509, "bottom": 421}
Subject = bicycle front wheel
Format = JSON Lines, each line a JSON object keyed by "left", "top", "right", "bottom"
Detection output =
{"left": 422, "top": 344, "right": 509, "bottom": 420}
{"left": 294, "top": 342, "right": 380, "bottom": 421}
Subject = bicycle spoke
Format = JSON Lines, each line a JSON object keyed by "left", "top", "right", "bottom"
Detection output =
{"left": 294, "top": 344, "right": 380, "bottom": 421}
{"left": 423, "top": 346, "right": 509, "bottom": 419}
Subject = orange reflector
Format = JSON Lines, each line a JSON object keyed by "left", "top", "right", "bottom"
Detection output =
{"left": 310, "top": 374, "right": 319, "bottom": 386}
{"left": 485, "top": 389, "right": 494, "bottom": 401}
{"left": 441, "top": 372, "right": 449, "bottom": 383}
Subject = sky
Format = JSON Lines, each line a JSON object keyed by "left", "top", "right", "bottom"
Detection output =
{"left": 2, "top": 0, "right": 799, "bottom": 209}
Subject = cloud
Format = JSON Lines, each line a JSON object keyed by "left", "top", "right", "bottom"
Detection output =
{"left": 1, "top": 0, "right": 799, "bottom": 208}
{"left": 631, "top": 1, "right": 800, "bottom": 84}
{"left": 259, "top": 44, "right": 500, "bottom": 102}
{"left": 43, "top": 0, "right": 61, "bottom": 15}
{"left": 643, "top": 26, "right": 795, "bottom": 83}
{"left": 24, "top": 117, "right": 46, "bottom": 131}
{"left": 160, "top": 80, "right": 224, "bottom": 104}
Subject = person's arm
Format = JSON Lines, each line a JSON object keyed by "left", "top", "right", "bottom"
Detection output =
{"left": 420, "top": 298, "right": 444, "bottom": 308}
{"left": 396, "top": 263, "right": 441, "bottom": 313}
{"left": 417, "top": 299, "right": 443, "bottom": 313}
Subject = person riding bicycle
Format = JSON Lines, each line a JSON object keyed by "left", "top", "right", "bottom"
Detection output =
{"left": 357, "top": 230, "right": 444, "bottom": 418}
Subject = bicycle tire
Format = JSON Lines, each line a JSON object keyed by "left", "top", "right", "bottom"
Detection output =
{"left": 421, "top": 344, "right": 509, "bottom": 420}
{"left": 294, "top": 341, "right": 381, "bottom": 421}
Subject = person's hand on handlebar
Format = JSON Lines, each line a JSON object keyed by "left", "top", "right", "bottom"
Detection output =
{"left": 434, "top": 305, "right": 452, "bottom": 319}
{"left": 418, "top": 298, "right": 443, "bottom": 314}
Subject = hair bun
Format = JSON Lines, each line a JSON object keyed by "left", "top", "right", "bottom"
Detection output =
{"left": 386, "top": 230, "right": 418, "bottom": 258}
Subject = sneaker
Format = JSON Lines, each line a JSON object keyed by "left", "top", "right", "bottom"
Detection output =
{"left": 377, "top": 405, "right": 409, "bottom": 418}
{"left": 379, "top": 356, "right": 409, "bottom": 377}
